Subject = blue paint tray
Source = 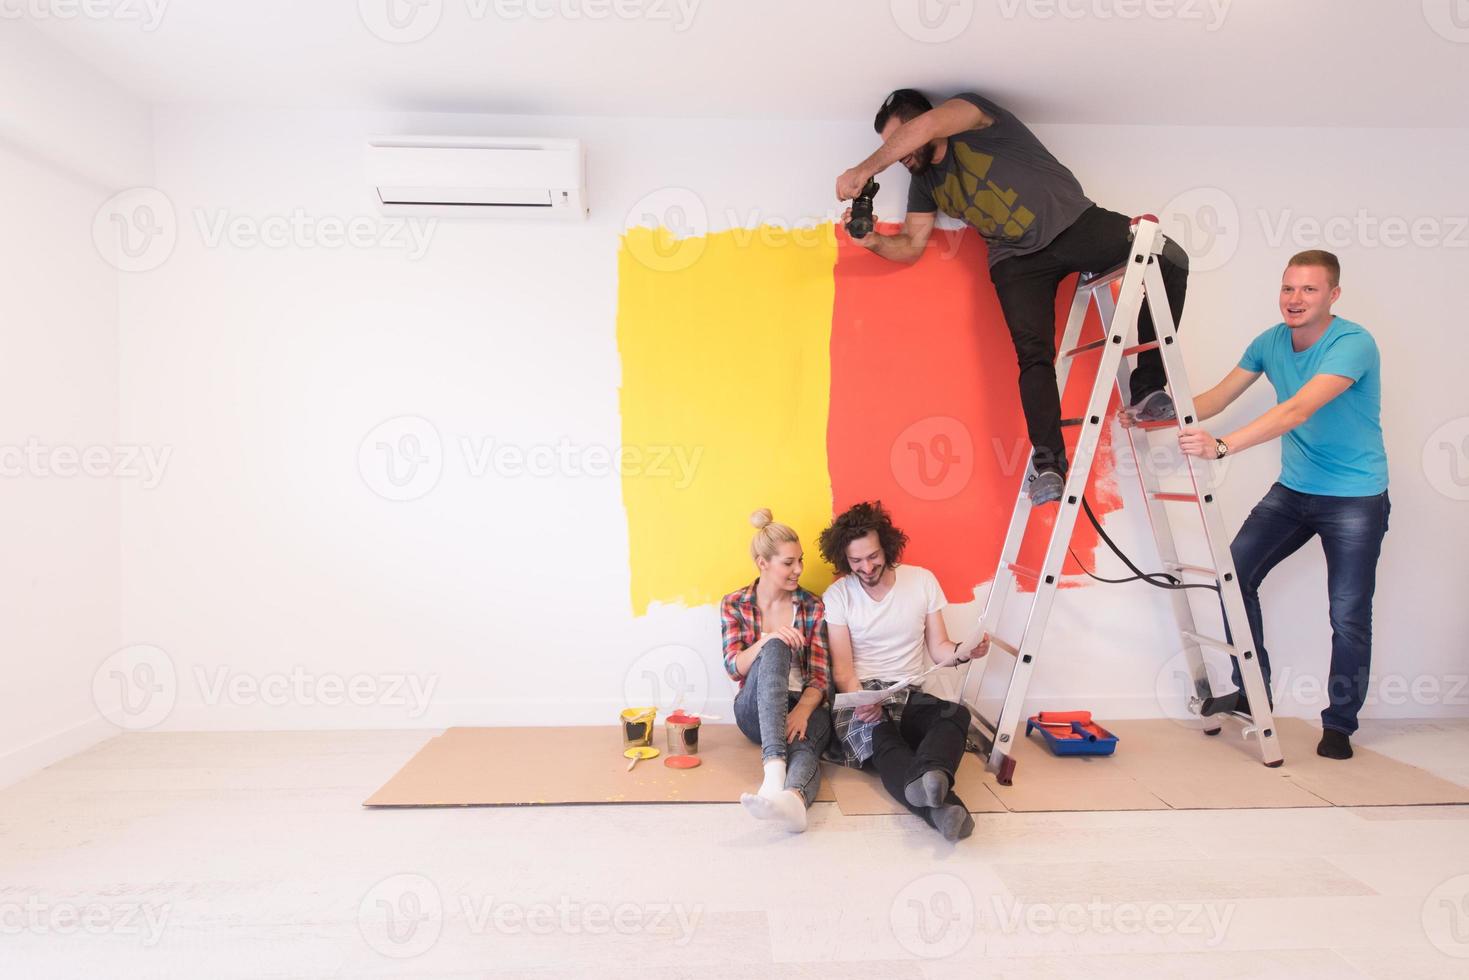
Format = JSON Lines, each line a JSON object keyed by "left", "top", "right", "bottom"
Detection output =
{"left": 1025, "top": 717, "right": 1119, "bottom": 756}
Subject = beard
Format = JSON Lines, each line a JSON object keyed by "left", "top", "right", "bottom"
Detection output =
{"left": 904, "top": 142, "right": 937, "bottom": 176}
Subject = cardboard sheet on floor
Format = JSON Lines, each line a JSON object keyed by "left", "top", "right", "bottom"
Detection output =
{"left": 363, "top": 724, "right": 836, "bottom": 807}
{"left": 979, "top": 717, "right": 1469, "bottom": 812}
{"left": 1101, "top": 719, "right": 1330, "bottom": 810}
{"left": 365, "top": 718, "right": 1469, "bottom": 813}
{"left": 1268, "top": 717, "right": 1469, "bottom": 806}
{"left": 963, "top": 717, "right": 1170, "bottom": 813}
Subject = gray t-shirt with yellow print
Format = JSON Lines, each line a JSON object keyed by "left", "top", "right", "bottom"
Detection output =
{"left": 906, "top": 92, "right": 1093, "bottom": 267}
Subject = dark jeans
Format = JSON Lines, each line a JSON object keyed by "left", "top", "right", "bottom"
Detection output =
{"left": 868, "top": 691, "right": 970, "bottom": 829}
{"left": 1225, "top": 483, "right": 1391, "bottom": 735}
{"left": 989, "top": 205, "right": 1190, "bottom": 474}
{"left": 732, "top": 639, "right": 832, "bottom": 805}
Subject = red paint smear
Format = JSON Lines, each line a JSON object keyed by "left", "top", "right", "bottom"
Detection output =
{"left": 826, "top": 223, "right": 1124, "bottom": 601}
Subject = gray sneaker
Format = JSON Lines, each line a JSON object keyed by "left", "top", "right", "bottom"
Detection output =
{"left": 1130, "top": 389, "right": 1176, "bottom": 423}
{"left": 1026, "top": 468, "right": 1064, "bottom": 505}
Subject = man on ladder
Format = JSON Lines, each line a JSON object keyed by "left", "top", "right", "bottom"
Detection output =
{"left": 836, "top": 88, "right": 1190, "bottom": 505}
{"left": 1126, "top": 250, "right": 1390, "bottom": 761}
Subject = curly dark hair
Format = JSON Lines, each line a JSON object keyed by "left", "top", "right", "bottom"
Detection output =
{"left": 818, "top": 500, "right": 908, "bottom": 574}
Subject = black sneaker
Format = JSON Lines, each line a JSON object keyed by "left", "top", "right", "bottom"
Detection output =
{"left": 1130, "top": 389, "right": 1176, "bottom": 423}
{"left": 1026, "top": 469, "right": 1064, "bottom": 505}
{"left": 1317, "top": 728, "right": 1353, "bottom": 760}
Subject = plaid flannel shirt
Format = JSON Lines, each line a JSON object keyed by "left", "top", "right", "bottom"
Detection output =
{"left": 719, "top": 580, "right": 830, "bottom": 700}
{"left": 827, "top": 681, "right": 913, "bottom": 768}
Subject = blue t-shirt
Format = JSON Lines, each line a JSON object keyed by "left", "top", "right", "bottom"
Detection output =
{"left": 1239, "top": 316, "right": 1387, "bottom": 497}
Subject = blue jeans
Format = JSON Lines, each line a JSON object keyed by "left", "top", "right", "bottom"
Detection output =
{"left": 731, "top": 639, "right": 831, "bottom": 805}
{"left": 1226, "top": 482, "right": 1390, "bottom": 735}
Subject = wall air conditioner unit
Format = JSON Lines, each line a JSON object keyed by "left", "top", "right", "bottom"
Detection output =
{"left": 366, "top": 136, "right": 587, "bottom": 219}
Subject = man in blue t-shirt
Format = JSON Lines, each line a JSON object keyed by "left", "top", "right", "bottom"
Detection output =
{"left": 1124, "top": 250, "right": 1389, "bottom": 760}
{"left": 836, "top": 89, "right": 1190, "bottom": 506}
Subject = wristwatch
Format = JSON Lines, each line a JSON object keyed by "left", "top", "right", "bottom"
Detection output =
{"left": 1214, "top": 438, "right": 1230, "bottom": 459}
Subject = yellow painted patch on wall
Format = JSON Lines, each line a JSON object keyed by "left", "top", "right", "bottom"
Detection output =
{"left": 617, "top": 225, "right": 837, "bottom": 614}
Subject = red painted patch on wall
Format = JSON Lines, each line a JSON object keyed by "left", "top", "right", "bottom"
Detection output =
{"left": 826, "top": 223, "right": 1124, "bottom": 601}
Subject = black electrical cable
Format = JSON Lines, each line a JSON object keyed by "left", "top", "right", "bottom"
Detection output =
{"left": 1069, "top": 495, "right": 1221, "bottom": 594}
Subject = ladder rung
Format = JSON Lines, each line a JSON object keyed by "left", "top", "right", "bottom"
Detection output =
{"left": 1061, "top": 338, "right": 1107, "bottom": 359}
{"left": 963, "top": 225, "right": 1285, "bottom": 774}
{"left": 1063, "top": 338, "right": 1159, "bottom": 362}
{"left": 1080, "top": 264, "right": 1127, "bottom": 290}
{"left": 989, "top": 635, "right": 1020, "bottom": 658}
{"left": 1166, "top": 561, "right": 1218, "bottom": 577}
{"left": 1183, "top": 630, "right": 1235, "bottom": 653}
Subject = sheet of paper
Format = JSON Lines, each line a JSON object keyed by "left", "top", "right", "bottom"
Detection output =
{"left": 832, "top": 662, "right": 949, "bottom": 709}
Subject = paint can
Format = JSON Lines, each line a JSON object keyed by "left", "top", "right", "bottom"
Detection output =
{"left": 665, "top": 710, "right": 701, "bottom": 757}
{"left": 620, "top": 707, "right": 657, "bottom": 751}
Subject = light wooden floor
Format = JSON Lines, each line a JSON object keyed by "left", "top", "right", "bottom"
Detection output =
{"left": 2, "top": 719, "right": 1468, "bottom": 979}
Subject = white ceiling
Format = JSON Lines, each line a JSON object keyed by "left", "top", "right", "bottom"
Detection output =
{"left": 23, "top": 0, "right": 1469, "bottom": 127}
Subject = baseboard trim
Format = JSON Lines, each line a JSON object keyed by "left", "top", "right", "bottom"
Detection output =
{"left": 0, "top": 713, "right": 117, "bottom": 790}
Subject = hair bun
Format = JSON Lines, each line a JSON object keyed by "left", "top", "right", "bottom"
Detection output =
{"left": 749, "top": 508, "right": 773, "bottom": 529}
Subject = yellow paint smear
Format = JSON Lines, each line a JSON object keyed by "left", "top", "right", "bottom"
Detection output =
{"left": 617, "top": 225, "right": 837, "bottom": 614}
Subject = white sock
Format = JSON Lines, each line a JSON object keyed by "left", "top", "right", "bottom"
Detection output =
{"left": 739, "top": 790, "right": 807, "bottom": 833}
{"left": 759, "top": 758, "right": 787, "bottom": 797}
{"left": 766, "top": 789, "right": 808, "bottom": 833}
{"left": 740, "top": 792, "right": 774, "bottom": 822}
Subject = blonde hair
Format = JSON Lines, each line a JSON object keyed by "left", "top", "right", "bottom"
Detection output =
{"left": 749, "top": 508, "right": 799, "bottom": 563}
{"left": 1288, "top": 249, "right": 1341, "bottom": 288}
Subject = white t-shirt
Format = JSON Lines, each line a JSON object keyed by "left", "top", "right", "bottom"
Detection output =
{"left": 823, "top": 565, "right": 946, "bottom": 683}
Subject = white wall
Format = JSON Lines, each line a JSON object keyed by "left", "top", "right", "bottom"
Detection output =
{"left": 0, "top": 22, "right": 150, "bottom": 785}
{"left": 0, "top": 20, "right": 151, "bottom": 189}
{"left": 111, "top": 105, "right": 1469, "bottom": 735}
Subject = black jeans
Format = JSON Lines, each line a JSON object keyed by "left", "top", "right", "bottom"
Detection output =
{"left": 989, "top": 205, "right": 1190, "bottom": 474}
{"left": 1225, "top": 483, "right": 1391, "bottom": 736}
{"left": 868, "top": 691, "right": 970, "bottom": 829}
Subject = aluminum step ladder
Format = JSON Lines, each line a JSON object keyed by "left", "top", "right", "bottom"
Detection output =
{"left": 955, "top": 215, "right": 1283, "bottom": 785}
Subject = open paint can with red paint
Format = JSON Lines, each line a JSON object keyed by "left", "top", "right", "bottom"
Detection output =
{"left": 664, "top": 710, "right": 701, "bottom": 768}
